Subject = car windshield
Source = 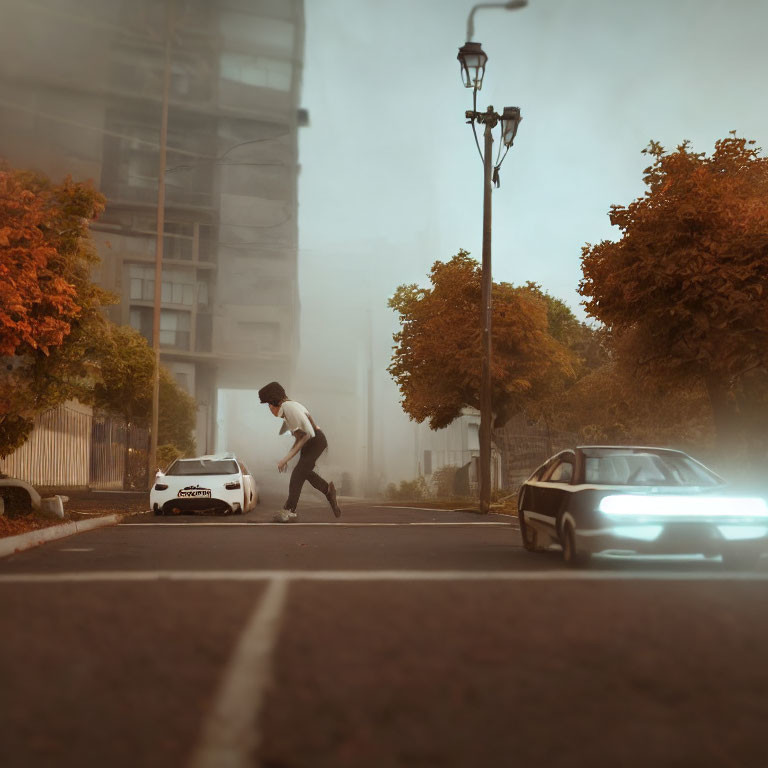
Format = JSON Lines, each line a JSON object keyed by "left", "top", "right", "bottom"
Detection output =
{"left": 583, "top": 451, "right": 722, "bottom": 487}
{"left": 166, "top": 459, "right": 239, "bottom": 476}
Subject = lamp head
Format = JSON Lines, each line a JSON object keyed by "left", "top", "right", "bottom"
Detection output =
{"left": 501, "top": 106, "right": 522, "bottom": 147}
{"left": 457, "top": 41, "right": 488, "bottom": 90}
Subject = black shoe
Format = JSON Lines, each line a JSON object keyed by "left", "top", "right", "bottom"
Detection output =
{"left": 327, "top": 482, "right": 341, "bottom": 518}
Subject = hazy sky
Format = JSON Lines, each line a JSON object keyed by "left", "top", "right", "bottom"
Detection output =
{"left": 299, "top": 0, "right": 768, "bottom": 317}
{"left": 291, "top": 0, "right": 768, "bottom": 484}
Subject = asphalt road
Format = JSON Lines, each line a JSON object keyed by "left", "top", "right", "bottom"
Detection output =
{"left": 1, "top": 493, "right": 767, "bottom": 768}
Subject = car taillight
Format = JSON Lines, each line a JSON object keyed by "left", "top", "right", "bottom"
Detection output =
{"left": 225, "top": 481, "right": 241, "bottom": 490}
{"left": 154, "top": 483, "right": 168, "bottom": 491}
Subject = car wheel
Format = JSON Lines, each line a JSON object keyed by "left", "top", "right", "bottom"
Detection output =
{"left": 154, "top": 505, "right": 164, "bottom": 516}
{"left": 721, "top": 550, "right": 760, "bottom": 571}
{"left": 561, "top": 522, "right": 590, "bottom": 568}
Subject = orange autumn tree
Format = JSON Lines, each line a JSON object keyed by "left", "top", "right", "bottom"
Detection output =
{"left": 0, "top": 170, "right": 88, "bottom": 355}
{"left": 579, "top": 135, "right": 768, "bottom": 453}
{"left": 0, "top": 166, "right": 108, "bottom": 456}
{"left": 388, "top": 251, "right": 573, "bottom": 430}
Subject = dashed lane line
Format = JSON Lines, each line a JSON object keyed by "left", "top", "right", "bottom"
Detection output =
{"left": 0, "top": 569, "right": 765, "bottom": 583}
{"left": 57, "top": 548, "right": 94, "bottom": 552}
{"left": 187, "top": 577, "right": 289, "bottom": 768}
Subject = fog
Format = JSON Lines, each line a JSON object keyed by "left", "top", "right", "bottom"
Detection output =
{"left": 2, "top": 0, "right": 768, "bottom": 496}
{"left": 284, "top": 0, "right": 768, "bottom": 495}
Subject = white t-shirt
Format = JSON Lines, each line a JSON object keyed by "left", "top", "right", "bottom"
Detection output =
{"left": 277, "top": 400, "right": 316, "bottom": 438}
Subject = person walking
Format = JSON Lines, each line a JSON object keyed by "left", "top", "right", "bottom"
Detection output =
{"left": 258, "top": 381, "right": 341, "bottom": 523}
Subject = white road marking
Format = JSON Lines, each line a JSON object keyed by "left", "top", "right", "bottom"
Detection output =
{"left": 371, "top": 505, "right": 455, "bottom": 511}
{"left": 187, "top": 577, "right": 288, "bottom": 768}
{"left": 58, "top": 548, "right": 94, "bottom": 552}
{"left": 372, "top": 505, "right": 508, "bottom": 518}
{"left": 122, "top": 522, "right": 513, "bottom": 528}
{"left": 0, "top": 569, "right": 765, "bottom": 584}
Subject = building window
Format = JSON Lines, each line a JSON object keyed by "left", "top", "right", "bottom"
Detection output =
{"left": 197, "top": 280, "right": 209, "bottom": 307}
{"left": 160, "top": 310, "right": 191, "bottom": 350}
{"left": 128, "top": 307, "right": 191, "bottom": 350}
{"left": 130, "top": 265, "right": 155, "bottom": 301}
{"left": 128, "top": 265, "right": 196, "bottom": 307}
{"left": 129, "top": 306, "right": 153, "bottom": 343}
{"left": 163, "top": 222, "right": 194, "bottom": 261}
{"left": 162, "top": 273, "right": 195, "bottom": 306}
{"left": 220, "top": 51, "right": 292, "bottom": 91}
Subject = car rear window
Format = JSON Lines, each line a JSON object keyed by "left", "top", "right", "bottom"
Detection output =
{"left": 166, "top": 459, "right": 239, "bottom": 476}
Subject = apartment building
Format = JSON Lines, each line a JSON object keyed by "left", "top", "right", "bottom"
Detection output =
{"left": 0, "top": 0, "right": 305, "bottom": 452}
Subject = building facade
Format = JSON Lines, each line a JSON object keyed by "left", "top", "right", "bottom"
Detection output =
{"left": 0, "top": 0, "right": 305, "bottom": 452}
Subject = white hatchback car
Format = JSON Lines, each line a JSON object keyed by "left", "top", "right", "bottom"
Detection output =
{"left": 150, "top": 453, "right": 259, "bottom": 516}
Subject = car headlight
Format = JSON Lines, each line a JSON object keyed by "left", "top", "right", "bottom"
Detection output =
{"left": 154, "top": 483, "right": 168, "bottom": 491}
{"left": 599, "top": 495, "right": 768, "bottom": 519}
{"left": 718, "top": 525, "right": 768, "bottom": 541}
{"left": 225, "top": 481, "right": 241, "bottom": 490}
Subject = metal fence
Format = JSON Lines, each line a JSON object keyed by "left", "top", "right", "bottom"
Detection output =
{"left": 90, "top": 415, "right": 149, "bottom": 491}
{"left": 494, "top": 413, "right": 577, "bottom": 490}
{"left": 0, "top": 402, "right": 149, "bottom": 490}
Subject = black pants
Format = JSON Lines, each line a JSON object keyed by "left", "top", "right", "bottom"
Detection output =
{"left": 284, "top": 430, "right": 329, "bottom": 512}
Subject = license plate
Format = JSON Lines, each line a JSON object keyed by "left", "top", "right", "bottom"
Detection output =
{"left": 178, "top": 487, "right": 212, "bottom": 498}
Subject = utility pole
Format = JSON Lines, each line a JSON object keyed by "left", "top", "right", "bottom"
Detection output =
{"left": 148, "top": 0, "right": 173, "bottom": 487}
{"left": 366, "top": 309, "right": 375, "bottom": 496}
{"left": 479, "top": 107, "right": 495, "bottom": 514}
{"left": 458, "top": 10, "right": 524, "bottom": 511}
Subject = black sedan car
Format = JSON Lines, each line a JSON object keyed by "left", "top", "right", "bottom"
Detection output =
{"left": 517, "top": 446, "right": 768, "bottom": 568}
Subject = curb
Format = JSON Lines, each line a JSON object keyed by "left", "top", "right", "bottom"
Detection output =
{"left": 0, "top": 513, "right": 125, "bottom": 559}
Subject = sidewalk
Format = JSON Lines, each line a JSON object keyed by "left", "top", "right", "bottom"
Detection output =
{"left": 0, "top": 490, "right": 150, "bottom": 552}
{"left": 0, "top": 512, "right": 142, "bottom": 558}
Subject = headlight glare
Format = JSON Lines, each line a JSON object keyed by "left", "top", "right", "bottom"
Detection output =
{"left": 599, "top": 495, "right": 768, "bottom": 519}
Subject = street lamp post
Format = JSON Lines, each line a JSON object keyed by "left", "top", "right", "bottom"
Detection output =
{"left": 458, "top": 10, "right": 523, "bottom": 513}
{"left": 148, "top": 0, "right": 175, "bottom": 489}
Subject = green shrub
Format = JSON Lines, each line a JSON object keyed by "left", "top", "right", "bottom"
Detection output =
{"left": 385, "top": 477, "right": 427, "bottom": 501}
{"left": 156, "top": 443, "right": 182, "bottom": 471}
{"left": 432, "top": 465, "right": 458, "bottom": 497}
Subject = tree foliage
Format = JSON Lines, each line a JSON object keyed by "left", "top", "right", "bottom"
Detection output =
{"left": 93, "top": 325, "right": 155, "bottom": 425}
{"left": 579, "top": 135, "right": 768, "bottom": 450}
{"left": 0, "top": 166, "right": 196, "bottom": 459}
{"left": 93, "top": 324, "right": 197, "bottom": 455}
{"left": 158, "top": 369, "right": 197, "bottom": 457}
{"left": 521, "top": 283, "right": 607, "bottom": 430}
{"left": 562, "top": 360, "right": 714, "bottom": 449}
{"left": 0, "top": 167, "right": 110, "bottom": 454}
{"left": 388, "top": 251, "right": 574, "bottom": 429}
{"left": 0, "top": 168, "right": 106, "bottom": 356}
